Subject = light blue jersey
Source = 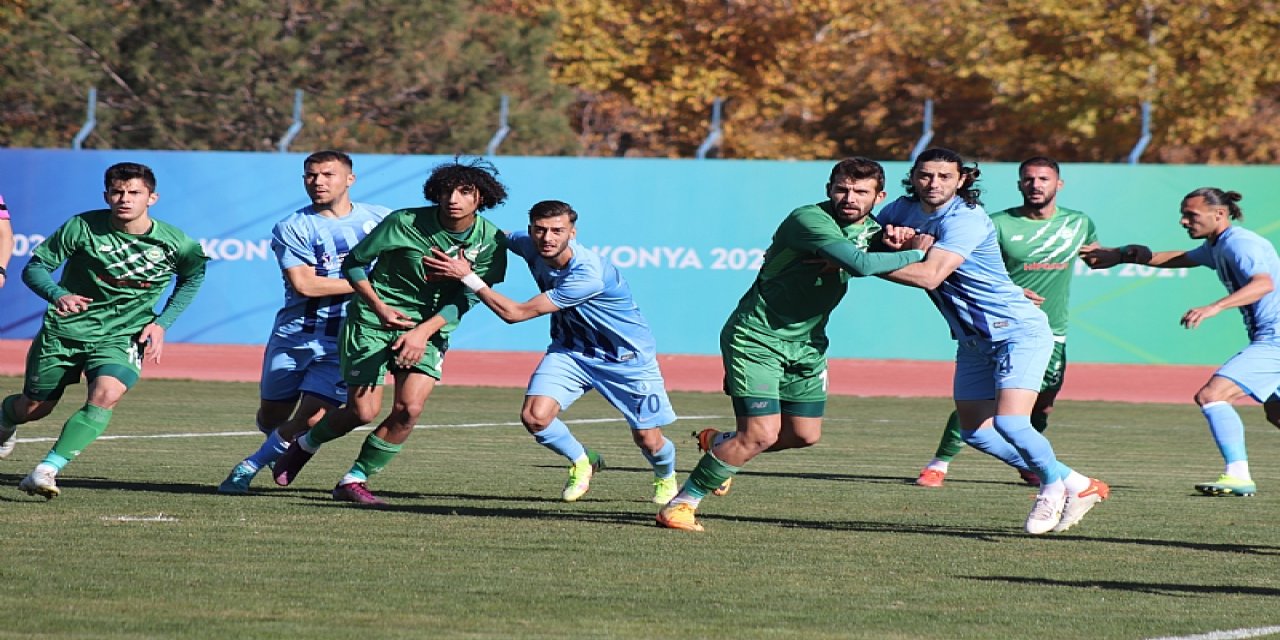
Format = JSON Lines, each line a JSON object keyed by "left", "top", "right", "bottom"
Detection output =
{"left": 1187, "top": 225, "right": 1280, "bottom": 344}
{"left": 876, "top": 196, "right": 1049, "bottom": 341}
{"left": 508, "top": 229, "right": 657, "bottom": 363}
{"left": 270, "top": 202, "right": 390, "bottom": 341}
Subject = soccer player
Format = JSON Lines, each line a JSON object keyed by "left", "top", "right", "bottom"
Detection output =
{"left": 876, "top": 148, "right": 1108, "bottom": 534}
{"left": 217, "top": 151, "right": 390, "bottom": 494}
{"left": 915, "top": 156, "right": 1099, "bottom": 488}
{"left": 270, "top": 157, "right": 508, "bottom": 505}
{"left": 1080, "top": 188, "right": 1275, "bottom": 497}
{"left": 0, "top": 193, "right": 13, "bottom": 288}
{"left": 2, "top": 162, "right": 208, "bottom": 498}
{"left": 422, "top": 200, "right": 680, "bottom": 504}
{"left": 656, "top": 157, "right": 930, "bottom": 532}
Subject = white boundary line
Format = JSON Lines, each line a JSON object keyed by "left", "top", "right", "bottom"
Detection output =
{"left": 1145, "top": 627, "right": 1280, "bottom": 640}
{"left": 8, "top": 415, "right": 728, "bottom": 445}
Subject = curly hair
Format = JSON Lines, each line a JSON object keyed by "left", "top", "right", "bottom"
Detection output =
{"left": 422, "top": 156, "right": 509, "bottom": 211}
{"left": 1185, "top": 187, "right": 1244, "bottom": 221}
{"left": 902, "top": 148, "right": 982, "bottom": 207}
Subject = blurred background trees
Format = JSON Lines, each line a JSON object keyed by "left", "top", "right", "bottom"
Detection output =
{"left": 2, "top": 0, "right": 1276, "bottom": 162}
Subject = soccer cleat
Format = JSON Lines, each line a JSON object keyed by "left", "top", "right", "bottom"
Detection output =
{"left": 915, "top": 468, "right": 946, "bottom": 488}
{"left": 694, "top": 428, "right": 733, "bottom": 496}
{"left": 0, "top": 425, "right": 16, "bottom": 460}
{"left": 19, "top": 466, "right": 60, "bottom": 500}
{"left": 656, "top": 502, "right": 704, "bottom": 532}
{"left": 1024, "top": 492, "right": 1066, "bottom": 535}
{"left": 217, "top": 462, "right": 258, "bottom": 495}
{"left": 652, "top": 476, "right": 679, "bottom": 505}
{"left": 332, "top": 482, "right": 386, "bottom": 506}
{"left": 1194, "top": 474, "right": 1257, "bottom": 497}
{"left": 1052, "top": 478, "right": 1110, "bottom": 532}
{"left": 1017, "top": 468, "right": 1041, "bottom": 487}
{"left": 272, "top": 442, "right": 314, "bottom": 487}
{"left": 561, "top": 449, "right": 604, "bottom": 502}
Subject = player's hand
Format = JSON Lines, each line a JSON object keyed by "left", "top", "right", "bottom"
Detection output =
{"left": 1023, "top": 288, "right": 1045, "bottom": 306}
{"left": 906, "top": 233, "right": 934, "bottom": 252}
{"left": 1181, "top": 304, "right": 1223, "bottom": 329}
{"left": 1120, "top": 244, "right": 1153, "bottom": 265}
{"left": 421, "top": 247, "right": 473, "bottom": 281}
{"left": 374, "top": 304, "right": 417, "bottom": 330}
{"left": 391, "top": 326, "right": 429, "bottom": 368}
{"left": 54, "top": 294, "right": 94, "bottom": 316}
{"left": 880, "top": 225, "right": 917, "bottom": 250}
{"left": 137, "top": 323, "right": 166, "bottom": 364}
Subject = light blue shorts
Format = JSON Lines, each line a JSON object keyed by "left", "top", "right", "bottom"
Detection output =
{"left": 527, "top": 349, "right": 677, "bottom": 430}
{"left": 259, "top": 333, "right": 347, "bottom": 406}
{"left": 953, "top": 328, "right": 1054, "bottom": 402}
{"left": 1216, "top": 341, "right": 1280, "bottom": 403}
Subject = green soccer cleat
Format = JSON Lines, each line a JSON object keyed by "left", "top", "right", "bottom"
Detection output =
{"left": 1194, "top": 474, "right": 1257, "bottom": 497}
{"left": 562, "top": 449, "right": 604, "bottom": 502}
{"left": 652, "top": 476, "right": 678, "bottom": 505}
{"left": 217, "top": 462, "right": 258, "bottom": 495}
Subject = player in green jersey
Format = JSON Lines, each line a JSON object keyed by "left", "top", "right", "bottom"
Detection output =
{"left": 271, "top": 157, "right": 509, "bottom": 505}
{"left": 657, "top": 157, "right": 931, "bottom": 531}
{"left": 3, "top": 163, "right": 208, "bottom": 499}
{"left": 914, "top": 156, "right": 1098, "bottom": 488}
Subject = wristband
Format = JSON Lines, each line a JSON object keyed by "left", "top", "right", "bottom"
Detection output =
{"left": 460, "top": 272, "right": 488, "bottom": 292}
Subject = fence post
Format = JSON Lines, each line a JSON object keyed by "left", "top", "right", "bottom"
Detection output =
{"left": 486, "top": 94, "right": 511, "bottom": 156}
{"left": 696, "top": 97, "right": 724, "bottom": 159}
{"left": 1127, "top": 101, "right": 1152, "bottom": 164}
{"left": 71, "top": 87, "right": 97, "bottom": 150}
{"left": 277, "top": 90, "right": 304, "bottom": 153}
{"left": 909, "top": 99, "right": 934, "bottom": 161}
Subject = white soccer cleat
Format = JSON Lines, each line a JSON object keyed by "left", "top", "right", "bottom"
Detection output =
{"left": 1024, "top": 492, "right": 1065, "bottom": 535}
{"left": 0, "top": 426, "right": 16, "bottom": 460}
{"left": 19, "top": 465, "right": 60, "bottom": 500}
{"left": 1052, "top": 479, "right": 1110, "bottom": 533}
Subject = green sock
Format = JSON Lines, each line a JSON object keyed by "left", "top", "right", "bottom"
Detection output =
{"left": 685, "top": 451, "right": 740, "bottom": 498}
{"left": 49, "top": 404, "right": 113, "bottom": 463}
{"left": 305, "top": 415, "right": 345, "bottom": 448}
{"left": 350, "top": 434, "right": 403, "bottom": 479}
{"left": 1031, "top": 412, "right": 1049, "bottom": 433}
{"left": 1, "top": 394, "right": 21, "bottom": 428}
{"left": 932, "top": 411, "right": 965, "bottom": 461}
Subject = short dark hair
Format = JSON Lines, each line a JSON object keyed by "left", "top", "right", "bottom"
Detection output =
{"left": 903, "top": 148, "right": 982, "bottom": 206}
{"left": 1185, "top": 187, "right": 1244, "bottom": 221}
{"left": 304, "top": 150, "right": 353, "bottom": 170}
{"left": 529, "top": 200, "right": 578, "bottom": 224}
{"left": 1018, "top": 156, "right": 1060, "bottom": 177}
{"left": 422, "top": 156, "right": 508, "bottom": 211}
{"left": 828, "top": 157, "right": 885, "bottom": 193}
{"left": 104, "top": 162, "right": 156, "bottom": 192}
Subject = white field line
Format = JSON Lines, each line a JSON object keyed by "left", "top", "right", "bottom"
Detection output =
{"left": 9, "top": 415, "right": 728, "bottom": 445}
{"left": 1145, "top": 626, "right": 1280, "bottom": 640}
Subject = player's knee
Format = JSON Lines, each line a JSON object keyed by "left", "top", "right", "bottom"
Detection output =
{"left": 520, "top": 408, "right": 552, "bottom": 433}
{"left": 791, "top": 431, "right": 821, "bottom": 448}
{"left": 1193, "top": 388, "right": 1221, "bottom": 406}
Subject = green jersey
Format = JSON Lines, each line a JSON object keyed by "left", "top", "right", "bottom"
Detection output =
{"left": 729, "top": 201, "right": 919, "bottom": 343}
{"left": 342, "top": 206, "right": 507, "bottom": 341}
{"left": 990, "top": 206, "right": 1098, "bottom": 336}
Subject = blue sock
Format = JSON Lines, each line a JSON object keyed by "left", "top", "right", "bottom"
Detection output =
{"left": 533, "top": 418, "right": 587, "bottom": 462}
{"left": 41, "top": 451, "right": 71, "bottom": 471}
{"left": 961, "top": 428, "right": 1030, "bottom": 471}
{"left": 640, "top": 435, "right": 675, "bottom": 478}
{"left": 1203, "top": 401, "right": 1248, "bottom": 464}
{"left": 245, "top": 429, "right": 289, "bottom": 470}
{"left": 993, "top": 414, "right": 1067, "bottom": 484}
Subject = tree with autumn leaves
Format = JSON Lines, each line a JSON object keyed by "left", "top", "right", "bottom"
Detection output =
{"left": 1, "top": 0, "right": 1275, "bottom": 162}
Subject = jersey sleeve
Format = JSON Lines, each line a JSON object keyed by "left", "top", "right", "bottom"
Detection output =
{"left": 505, "top": 229, "right": 536, "bottom": 260}
{"left": 1084, "top": 214, "right": 1099, "bottom": 245}
{"left": 1185, "top": 242, "right": 1212, "bottom": 267}
{"left": 1229, "top": 236, "right": 1275, "bottom": 278}
{"left": 272, "top": 216, "right": 315, "bottom": 271}
{"left": 779, "top": 206, "right": 846, "bottom": 254}
{"left": 933, "top": 212, "right": 988, "bottom": 261}
{"left": 546, "top": 261, "right": 605, "bottom": 308}
{"left": 23, "top": 216, "right": 82, "bottom": 301}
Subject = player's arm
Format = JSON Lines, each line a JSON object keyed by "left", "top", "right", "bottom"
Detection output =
{"left": 22, "top": 218, "right": 91, "bottom": 314}
{"left": 145, "top": 240, "right": 210, "bottom": 363}
{"left": 421, "top": 247, "right": 560, "bottom": 323}
{"left": 1077, "top": 243, "right": 1195, "bottom": 269}
{"left": 878, "top": 246, "right": 965, "bottom": 290}
{"left": 1183, "top": 272, "right": 1273, "bottom": 329}
{"left": 283, "top": 264, "right": 355, "bottom": 297}
{"left": 391, "top": 313, "right": 449, "bottom": 367}
{"left": 817, "top": 240, "right": 925, "bottom": 277}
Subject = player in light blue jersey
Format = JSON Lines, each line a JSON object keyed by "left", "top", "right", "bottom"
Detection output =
{"left": 217, "top": 150, "right": 390, "bottom": 494}
{"left": 1082, "top": 188, "right": 1279, "bottom": 497}
{"left": 877, "top": 148, "right": 1108, "bottom": 534}
{"left": 423, "top": 200, "right": 680, "bottom": 504}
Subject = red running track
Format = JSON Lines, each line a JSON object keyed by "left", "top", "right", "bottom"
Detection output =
{"left": 0, "top": 340, "right": 1214, "bottom": 404}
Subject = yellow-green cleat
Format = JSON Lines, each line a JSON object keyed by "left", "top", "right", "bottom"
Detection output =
{"left": 652, "top": 476, "right": 678, "bottom": 505}
{"left": 1194, "top": 474, "right": 1256, "bottom": 497}
{"left": 656, "top": 502, "right": 704, "bottom": 532}
{"left": 562, "top": 449, "right": 604, "bottom": 502}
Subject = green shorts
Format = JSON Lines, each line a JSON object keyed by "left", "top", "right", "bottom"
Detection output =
{"left": 23, "top": 329, "right": 144, "bottom": 401}
{"left": 720, "top": 322, "right": 827, "bottom": 417}
{"left": 340, "top": 321, "right": 447, "bottom": 387}
{"left": 1041, "top": 339, "right": 1067, "bottom": 394}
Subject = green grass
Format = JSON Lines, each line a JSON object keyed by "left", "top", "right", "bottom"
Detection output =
{"left": 2, "top": 376, "right": 1278, "bottom": 639}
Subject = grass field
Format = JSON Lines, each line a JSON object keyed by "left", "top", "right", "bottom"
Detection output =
{"left": 2, "top": 376, "right": 1278, "bottom": 640}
